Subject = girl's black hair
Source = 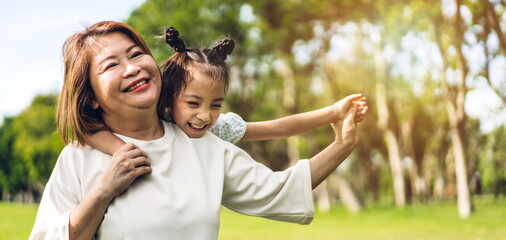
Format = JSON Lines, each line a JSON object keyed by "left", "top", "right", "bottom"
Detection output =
{"left": 160, "top": 27, "right": 234, "bottom": 112}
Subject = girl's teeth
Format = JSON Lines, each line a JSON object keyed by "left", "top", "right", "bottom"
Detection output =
{"left": 190, "top": 123, "right": 206, "bottom": 129}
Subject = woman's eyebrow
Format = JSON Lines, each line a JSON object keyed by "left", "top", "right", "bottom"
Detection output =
{"left": 126, "top": 44, "right": 139, "bottom": 52}
{"left": 97, "top": 44, "right": 139, "bottom": 67}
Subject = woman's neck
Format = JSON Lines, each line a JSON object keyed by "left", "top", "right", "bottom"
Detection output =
{"left": 102, "top": 110, "right": 164, "bottom": 141}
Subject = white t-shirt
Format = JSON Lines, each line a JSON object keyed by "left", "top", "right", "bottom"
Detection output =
{"left": 29, "top": 121, "right": 314, "bottom": 240}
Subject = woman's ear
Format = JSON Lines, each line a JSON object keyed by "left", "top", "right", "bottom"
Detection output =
{"left": 91, "top": 99, "right": 100, "bottom": 110}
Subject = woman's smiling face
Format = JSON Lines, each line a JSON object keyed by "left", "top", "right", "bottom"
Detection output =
{"left": 89, "top": 31, "right": 161, "bottom": 120}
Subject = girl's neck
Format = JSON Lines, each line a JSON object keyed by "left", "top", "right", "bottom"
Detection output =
{"left": 102, "top": 110, "right": 164, "bottom": 141}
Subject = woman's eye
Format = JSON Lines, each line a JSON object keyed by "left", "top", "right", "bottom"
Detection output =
{"left": 131, "top": 51, "right": 143, "bottom": 58}
{"left": 104, "top": 63, "right": 117, "bottom": 71}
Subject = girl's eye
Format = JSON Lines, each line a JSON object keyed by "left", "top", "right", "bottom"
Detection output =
{"left": 187, "top": 102, "right": 199, "bottom": 107}
{"left": 211, "top": 104, "right": 222, "bottom": 108}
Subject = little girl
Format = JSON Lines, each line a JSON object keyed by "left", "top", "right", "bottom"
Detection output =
{"left": 88, "top": 27, "right": 367, "bottom": 153}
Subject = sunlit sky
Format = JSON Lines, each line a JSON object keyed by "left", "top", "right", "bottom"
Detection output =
{"left": 0, "top": 0, "right": 504, "bottom": 132}
{"left": 0, "top": 0, "right": 145, "bottom": 120}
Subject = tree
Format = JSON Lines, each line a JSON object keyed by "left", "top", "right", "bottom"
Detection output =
{"left": 10, "top": 94, "right": 64, "bottom": 202}
{"left": 0, "top": 117, "right": 28, "bottom": 200}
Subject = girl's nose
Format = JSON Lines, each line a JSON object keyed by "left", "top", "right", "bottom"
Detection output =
{"left": 196, "top": 110, "right": 211, "bottom": 123}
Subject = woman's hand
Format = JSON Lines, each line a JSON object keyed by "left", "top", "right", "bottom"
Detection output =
{"left": 69, "top": 143, "right": 152, "bottom": 239}
{"left": 96, "top": 143, "right": 152, "bottom": 199}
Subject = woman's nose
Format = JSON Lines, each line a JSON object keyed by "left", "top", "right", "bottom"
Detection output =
{"left": 123, "top": 63, "right": 141, "bottom": 78}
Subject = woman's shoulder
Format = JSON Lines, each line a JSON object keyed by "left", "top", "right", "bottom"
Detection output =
{"left": 58, "top": 142, "right": 108, "bottom": 165}
{"left": 60, "top": 142, "right": 93, "bottom": 154}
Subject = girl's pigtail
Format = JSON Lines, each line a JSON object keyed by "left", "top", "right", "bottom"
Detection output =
{"left": 212, "top": 39, "right": 235, "bottom": 61}
{"left": 164, "top": 27, "right": 186, "bottom": 52}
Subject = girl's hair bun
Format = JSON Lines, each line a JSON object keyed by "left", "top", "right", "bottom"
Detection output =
{"left": 164, "top": 27, "right": 186, "bottom": 52}
{"left": 212, "top": 39, "right": 235, "bottom": 61}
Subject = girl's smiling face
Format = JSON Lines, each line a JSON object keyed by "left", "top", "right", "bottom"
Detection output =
{"left": 89, "top": 32, "right": 161, "bottom": 121}
{"left": 171, "top": 72, "right": 225, "bottom": 138}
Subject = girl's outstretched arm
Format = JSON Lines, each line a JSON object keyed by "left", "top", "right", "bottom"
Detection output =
{"left": 87, "top": 130, "right": 126, "bottom": 155}
{"left": 240, "top": 94, "right": 367, "bottom": 141}
{"left": 309, "top": 103, "right": 359, "bottom": 189}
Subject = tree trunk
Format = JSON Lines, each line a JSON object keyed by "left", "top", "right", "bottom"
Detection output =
{"left": 444, "top": 145, "right": 456, "bottom": 199}
{"left": 400, "top": 117, "right": 423, "bottom": 203}
{"left": 328, "top": 173, "right": 362, "bottom": 213}
{"left": 480, "top": 2, "right": 506, "bottom": 103}
{"left": 434, "top": 0, "right": 472, "bottom": 217}
{"left": 373, "top": 31, "right": 406, "bottom": 206}
{"left": 375, "top": 78, "right": 406, "bottom": 206}
{"left": 2, "top": 189, "right": 10, "bottom": 201}
{"left": 314, "top": 180, "right": 331, "bottom": 212}
{"left": 482, "top": 0, "right": 506, "bottom": 56}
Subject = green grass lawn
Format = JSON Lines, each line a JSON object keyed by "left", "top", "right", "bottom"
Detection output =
{"left": 0, "top": 202, "right": 38, "bottom": 240}
{"left": 219, "top": 196, "right": 506, "bottom": 240}
{"left": 2, "top": 195, "right": 505, "bottom": 240}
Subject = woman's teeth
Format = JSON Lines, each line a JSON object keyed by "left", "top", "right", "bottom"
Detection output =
{"left": 126, "top": 80, "right": 147, "bottom": 92}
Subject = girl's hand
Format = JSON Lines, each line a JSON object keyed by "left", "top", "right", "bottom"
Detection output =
{"left": 333, "top": 94, "right": 368, "bottom": 123}
{"left": 354, "top": 99, "right": 368, "bottom": 122}
{"left": 95, "top": 143, "right": 152, "bottom": 199}
{"left": 331, "top": 102, "right": 359, "bottom": 147}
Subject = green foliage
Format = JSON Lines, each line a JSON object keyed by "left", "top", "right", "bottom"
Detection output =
{"left": 11, "top": 94, "right": 64, "bottom": 184}
{"left": 0, "top": 117, "right": 27, "bottom": 194}
{"left": 0, "top": 94, "right": 64, "bottom": 196}
{"left": 126, "top": 0, "right": 244, "bottom": 64}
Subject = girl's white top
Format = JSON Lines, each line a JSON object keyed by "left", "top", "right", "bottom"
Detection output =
{"left": 29, "top": 121, "right": 314, "bottom": 240}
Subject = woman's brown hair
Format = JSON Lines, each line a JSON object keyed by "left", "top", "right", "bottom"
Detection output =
{"left": 57, "top": 21, "right": 166, "bottom": 146}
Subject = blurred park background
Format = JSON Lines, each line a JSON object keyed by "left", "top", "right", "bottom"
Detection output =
{"left": 1, "top": 0, "right": 505, "bottom": 239}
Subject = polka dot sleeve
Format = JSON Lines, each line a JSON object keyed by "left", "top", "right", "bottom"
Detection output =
{"left": 209, "top": 112, "right": 247, "bottom": 144}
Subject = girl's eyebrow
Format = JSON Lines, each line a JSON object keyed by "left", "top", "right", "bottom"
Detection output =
{"left": 183, "top": 94, "right": 224, "bottom": 102}
{"left": 182, "top": 94, "right": 202, "bottom": 100}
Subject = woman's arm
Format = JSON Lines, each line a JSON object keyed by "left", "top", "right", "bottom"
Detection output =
{"left": 87, "top": 130, "right": 126, "bottom": 155}
{"left": 69, "top": 143, "right": 152, "bottom": 239}
{"left": 240, "top": 94, "right": 367, "bottom": 141}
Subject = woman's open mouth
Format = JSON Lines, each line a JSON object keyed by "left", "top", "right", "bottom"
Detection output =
{"left": 124, "top": 79, "right": 150, "bottom": 92}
